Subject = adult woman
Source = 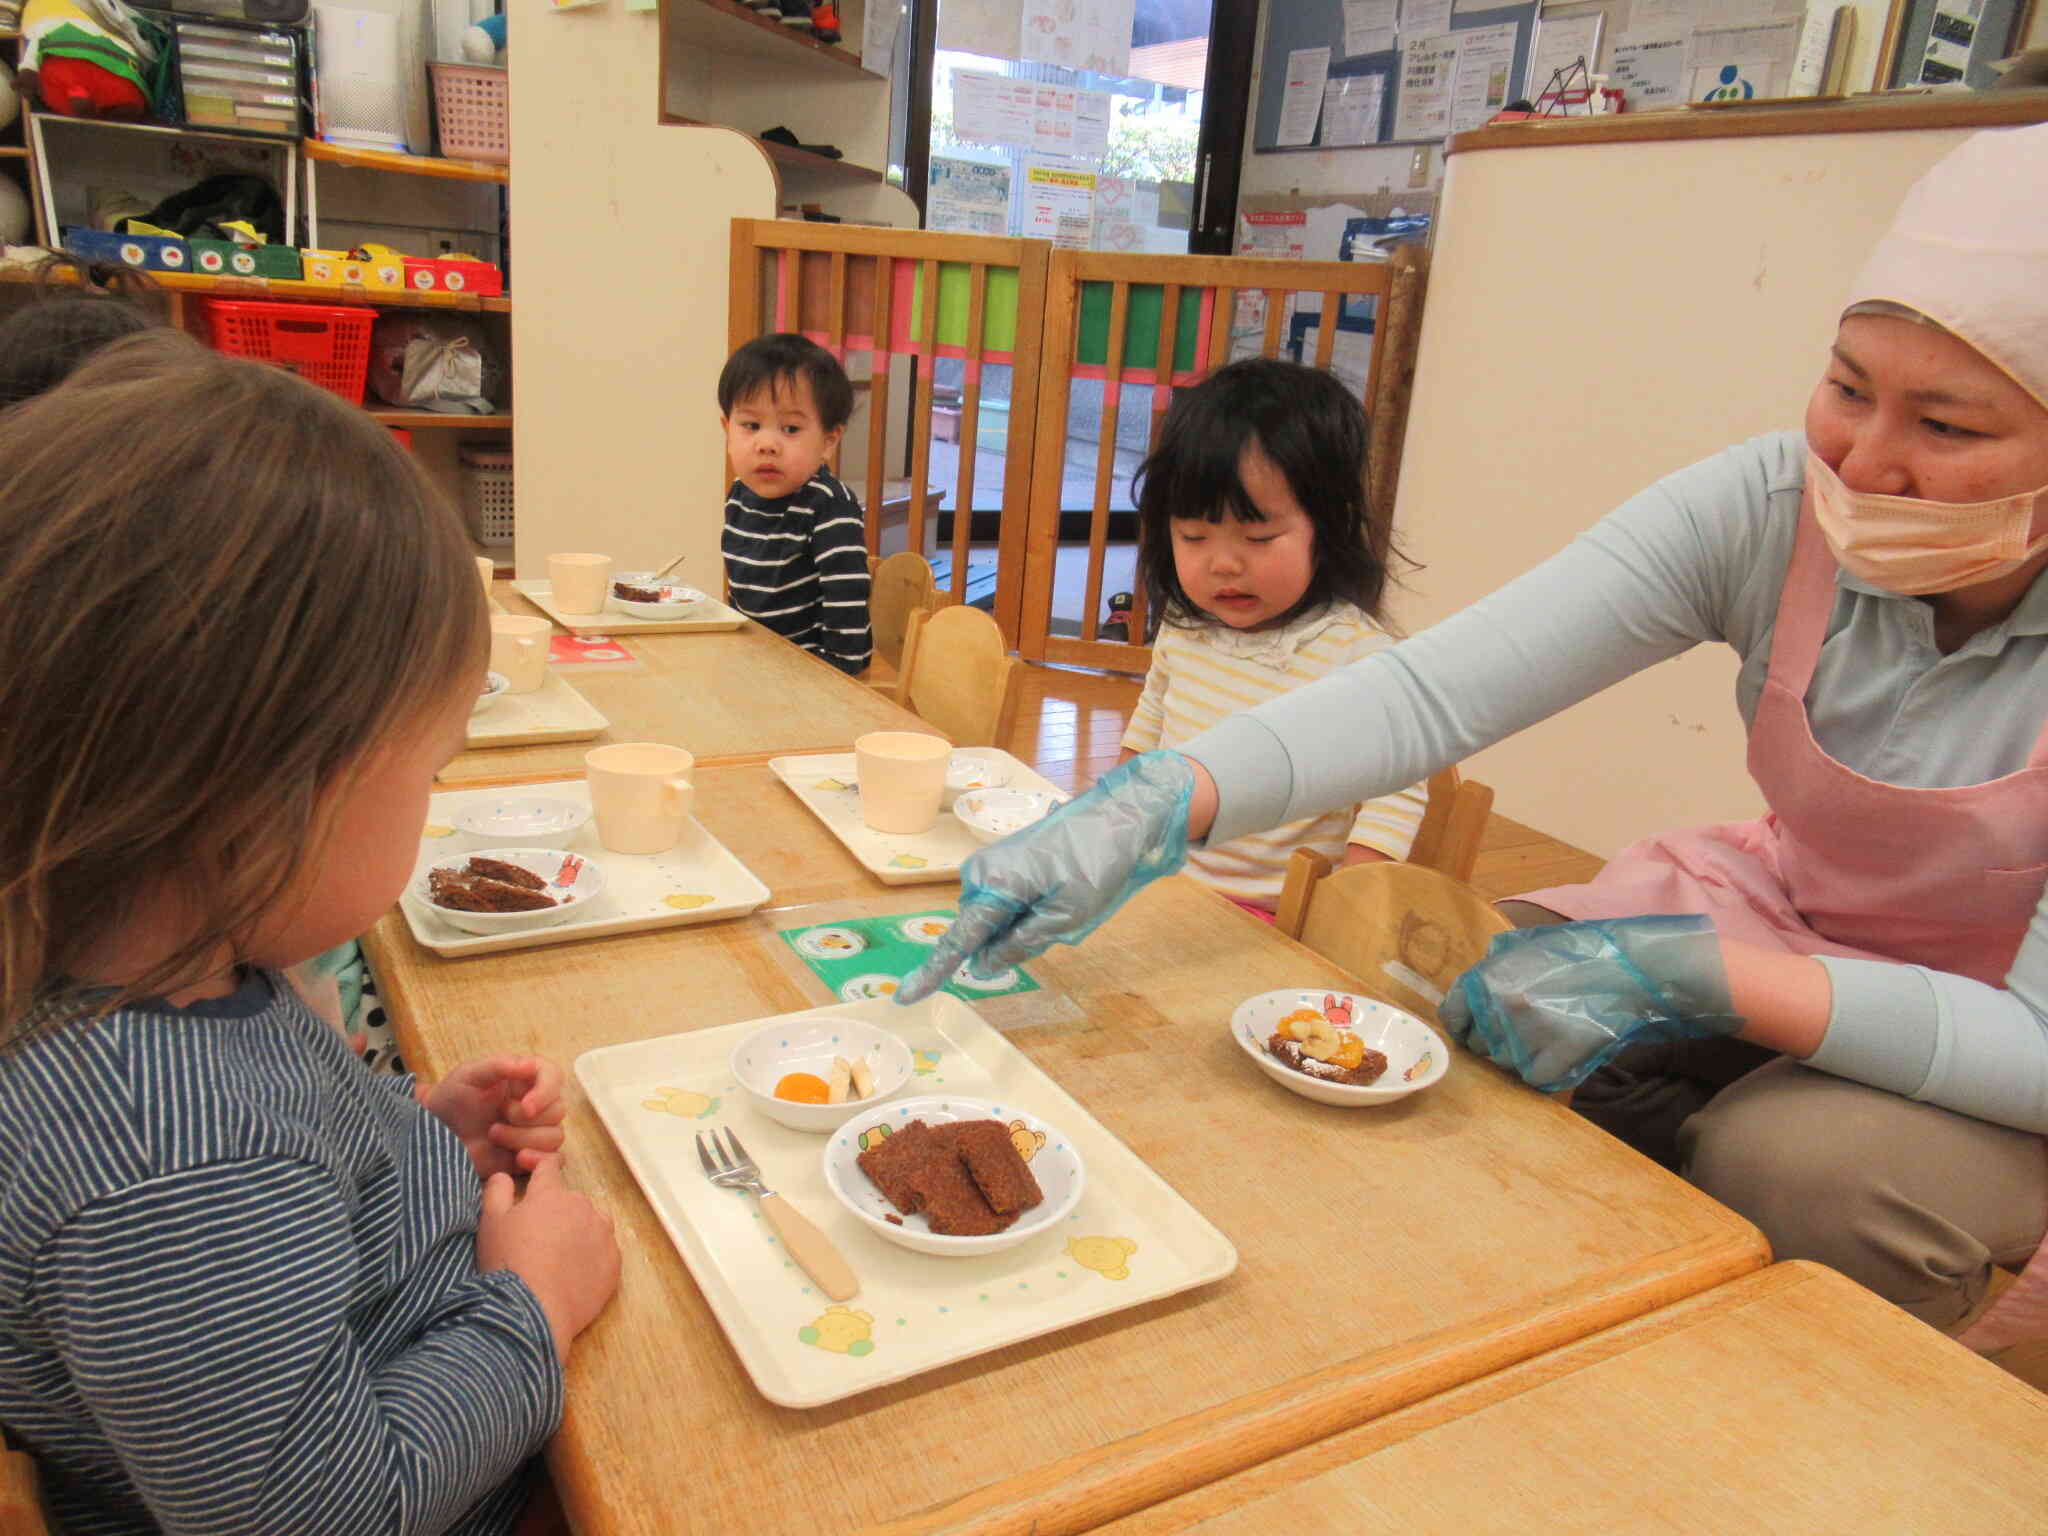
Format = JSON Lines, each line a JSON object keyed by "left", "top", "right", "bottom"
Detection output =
{"left": 902, "top": 124, "right": 2048, "bottom": 1337}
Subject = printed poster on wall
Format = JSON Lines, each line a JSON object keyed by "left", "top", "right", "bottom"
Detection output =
{"left": 955, "top": 71, "right": 1112, "bottom": 160}
{"left": 1393, "top": 32, "right": 1460, "bottom": 140}
{"left": 1024, "top": 162, "right": 1097, "bottom": 250}
{"left": 1021, "top": 0, "right": 1134, "bottom": 76}
{"left": 1321, "top": 73, "right": 1386, "bottom": 145}
{"left": 928, "top": 158, "right": 1011, "bottom": 236}
{"left": 1449, "top": 22, "right": 1517, "bottom": 132}
{"left": 1238, "top": 209, "right": 1307, "bottom": 259}
{"left": 1689, "top": 20, "right": 1797, "bottom": 100}
{"left": 1609, "top": 35, "right": 1688, "bottom": 107}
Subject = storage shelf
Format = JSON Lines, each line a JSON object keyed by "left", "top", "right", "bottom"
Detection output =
{"left": 664, "top": 115, "right": 884, "bottom": 183}
{"left": 303, "top": 139, "right": 510, "bottom": 185}
{"left": 661, "top": 0, "right": 882, "bottom": 80}
{"left": 0, "top": 146, "right": 28, "bottom": 159}
{"left": 0, "top": 266, "right": 513, "bottom": 313}
{"left": 369, "top": 410, "right": 513, "bottom": 428}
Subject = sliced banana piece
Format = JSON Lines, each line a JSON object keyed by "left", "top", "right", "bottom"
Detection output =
{"left": 850, "top": 1057, "right": 875, "bottom": 1099}
{"left": 827, "top": 1056, "right": 853, "bottom": 1104}
{"left": 1297, "top": 1016, "right": 1342, "bottom": 1062}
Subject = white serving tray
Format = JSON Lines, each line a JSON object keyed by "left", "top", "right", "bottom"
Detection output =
{"left": 405, "top": 781, "right": 768, "bottom": 957}
{"left": 767, "top": 749, "right": 1064, "bottom": 886}
{"left": 464, "top": 670, "right": 609, "bottom": 749}
{"left": 512, "top": 578, "right": 747, "bottom": 635}
{"left": 575, "top": 995, "right": 1238, "bottom": 1408}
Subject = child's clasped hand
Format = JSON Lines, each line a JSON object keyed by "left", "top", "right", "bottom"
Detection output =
{"left": 421, "top": 1053, "right": 570, "bottom": 1181}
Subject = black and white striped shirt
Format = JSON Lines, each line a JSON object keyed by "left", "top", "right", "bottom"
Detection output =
{"left": 0, "top": 970, "right": 561, "bottom": 1535}
{"left": 721, "top": 468, "right": 873, "bottom": 675}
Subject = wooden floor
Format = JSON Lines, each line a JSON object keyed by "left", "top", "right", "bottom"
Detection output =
{"left": 1007, "top": 662, "right": 1607, "bottom": 900}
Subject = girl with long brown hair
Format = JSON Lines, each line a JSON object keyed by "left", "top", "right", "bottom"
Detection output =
{"left": 0, "top": 331, "right": 617, "bottom": 1534}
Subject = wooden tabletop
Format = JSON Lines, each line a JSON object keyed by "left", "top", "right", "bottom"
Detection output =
{"left": 1096, "top": 1261, "right": 2048, "bottom": 1533}
{"left": 445, "top": 590, "right": 931, "bottom": 784}
{"left": 365, "top": 780, "right": 1768, "bottom": 1536}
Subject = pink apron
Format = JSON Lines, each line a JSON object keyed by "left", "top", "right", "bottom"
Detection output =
{"left": 1520, "top": 494, "right": 2048, "bottom": 1349}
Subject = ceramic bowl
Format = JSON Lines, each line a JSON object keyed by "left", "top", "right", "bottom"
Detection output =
{"left": 610, "top": 573, "right": 707, "bottom": 619}
{"left": 472, "top": 670, "right": 509, "bottom": 714}
{"left": 451, "top": 794, "right": 592, "bottom": 847}
{"left": 824, "top": 1094, "right": 1085, "bottom": 1257}
{"left": 729, "top": 1016, "right": 916, "bottom": 1133}
{"left": 953, "top": 787, "right": 1067, "bottom": 844}
{"left": 1229, "top": 989, "right": 1448, "bottom": 1107}
{"left": 411, "top": 846, "right": 606, "bottom": 936}
{"left": 941, "top": 751, "right": 1013, "bottom": 808}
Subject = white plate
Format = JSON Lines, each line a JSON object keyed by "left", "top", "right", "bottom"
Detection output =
{"left": 954, "top": 787, "right": 1069, "bottom": 844}
{"left": 1229, "top": 989, "right": 1449, "bottom": 1106}
{"left": 461, "top": 670, "right": 609, "bottom": 751}
{"left": 767, "top": 749, "right": 1066, "bottom": 886}
{"left": 406, "top": 780, "right": 769, "bottom": 956}
{"left": 451, "top": 794, "right": 591, "bottom": 845}
{"left": 575, "top": 995, "right": 1238, "bottom": 1408}
{"left": 472, "top": 670, "right": 509, "bottom": 714}
{"left": 514, "top": 577, "right": 746, "bottom": 635}
{"left": 610, "top": 571, "right": 708, "bottom": 618}
{"left": 825, "top": 1094, "right": 1085, "bottom": 1256}
{"left": 942, "top": 751, "right": 1013, "bottom": 806}
{"left": 410, "top": 847, "right": 605, "bottom": 936}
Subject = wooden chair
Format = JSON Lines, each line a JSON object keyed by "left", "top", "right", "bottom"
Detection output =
{"left": 894, "top": 603, "right": 1024, "bottom": 749}
{"left": 0, "top": 1428, "right": 49, "bottom": 1536}
{"left": 1273, "top": 853, "right": 1511, "bottom": 1025}
{"left": 1407, "top": 766, "right": 1495, "bottom": 884}
{"left": 865, "top": 551, "right": 940, "bottom": 688}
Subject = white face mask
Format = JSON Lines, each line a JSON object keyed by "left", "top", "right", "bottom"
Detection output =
{"left": 1808, "top": 451, "right": 2048, "bottom": 596}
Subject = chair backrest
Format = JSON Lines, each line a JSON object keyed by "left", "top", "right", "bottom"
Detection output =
{"left": 1407, "top": 766, "right": 1494, "bottom": 884}
{"left": 1274, "top": 851, "right": 1510, "bottom": 1024}
{"left": 868, "top": 551, "right": 940, "bottom": 672}
{"left": 897, "top": 603, "right": 1024, "bottom": 748}
{"left": 0, "top": 1429, "right": 49, "bottom": 1536}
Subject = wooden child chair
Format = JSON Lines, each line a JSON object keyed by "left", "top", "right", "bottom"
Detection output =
{"left": 1408, "top": 766, "right": 1495, "bottom": 884}
{"left": 864, "top": 551, "right": 940, "bottom": 691}
{"left": 894, "top": 603, "right": 1024, "bottom": 749}
{"left": 1273, "top": 852, "right": 1510, "bottom": 1025}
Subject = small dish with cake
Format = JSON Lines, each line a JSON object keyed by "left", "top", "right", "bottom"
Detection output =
{"left": 1230, "top": 989, "right": 1448, "bottom": 1106}
{"left": 610, "top": 573, "right": 708, "bottom": 619}
{"left": 824, "top": 1094, "right": 1085, "bottom": 1256}
{"left": 411, "top": 847, "right": 606, "bottom": 936}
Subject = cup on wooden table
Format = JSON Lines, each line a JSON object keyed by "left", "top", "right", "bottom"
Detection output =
{"left": 548, "top": 552, "right": 613, "bottom": 614}
{"left": 489, "top": 614, "right": 552, "bottom": 693}
{"left": 854, "top": 731, "right": 951, "bottom": 834}
{"left": 586, "top": 742, "right": 696, "bottom": 854}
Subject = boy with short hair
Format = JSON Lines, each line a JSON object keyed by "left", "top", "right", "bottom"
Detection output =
{"left": 718, "top": 333, "right": 873, "bottom": 675}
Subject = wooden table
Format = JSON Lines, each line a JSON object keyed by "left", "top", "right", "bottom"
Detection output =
{"left": 447, "top": 591, "right": 930, "bottom": 784}
{"left": 366, "top": 778, "right": 1769, "bottom": 1536}
{"left": 1095, "top": 1261, "right": 2048, "bottom": 1533}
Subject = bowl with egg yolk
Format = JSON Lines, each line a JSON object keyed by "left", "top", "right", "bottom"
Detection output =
{"left": 729, "top": 1016, "right": 916, "bottom": 1132}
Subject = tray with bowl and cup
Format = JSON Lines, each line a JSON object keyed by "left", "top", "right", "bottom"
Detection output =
{"left": 574, "top": 994, "right": 1237, "bottom": 1408}
{"left": 1229, "top": 989, "right": 1450, "bottom": 1107}
{"left": 403, "top": 776, "right": 768, "bottom": 957}
{"left": 767, "top": 744, "right": 1066, "bottom": 886}
{"left": 513, "top": 576, "right": 746, "bottom": 636}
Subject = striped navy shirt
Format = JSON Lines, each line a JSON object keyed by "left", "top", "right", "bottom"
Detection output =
{"left": 0, "top": 970, "right": 562, "bottom": 1535}
{"left": 721, "top": 467, "right": 873, "bottom": 675}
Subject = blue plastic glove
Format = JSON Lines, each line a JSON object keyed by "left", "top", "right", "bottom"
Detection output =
{"left": 895, "top": 750, "right": 1196, "bottom": 1004}
{"left": 1438, "top": 915, "right": 1746, "bottom": 1093}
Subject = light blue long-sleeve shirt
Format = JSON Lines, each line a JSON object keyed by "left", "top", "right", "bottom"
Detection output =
{"left": 1185, "top": 431, "right": 2048, "bottom": 1133}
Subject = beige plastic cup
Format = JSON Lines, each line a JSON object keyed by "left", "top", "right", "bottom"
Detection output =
{"left": 586, "top": 742, "right": 696, "bottom": 854}
{"left": 548, "top": 552, "right": 613, "bottom": 614}
{"left": 489, "top": 614, "right": 552, "bottom": 693}
{"left": 854, "top": 731, "right": 952, "bottom": 835}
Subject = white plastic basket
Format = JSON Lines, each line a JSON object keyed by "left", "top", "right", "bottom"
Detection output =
{"left": 461, "top": 446, "right": 514, "bottom": 544}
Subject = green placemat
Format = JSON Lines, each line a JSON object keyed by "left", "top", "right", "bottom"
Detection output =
{"left": 778, "top": 909, "right": 1039, "bottom": 1004}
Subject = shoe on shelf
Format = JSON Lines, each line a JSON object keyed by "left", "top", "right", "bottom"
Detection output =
{"left": 809, "top": 0, "right": 840, "bottom": 41}
{"left": 778, "top": 0, "right": 813, "bottom": 27}
{"left": 747, "top": 0, "right": 782, "bottom": 16}
{"left": 759, "top": 125, "right": 842, "bottom": 159}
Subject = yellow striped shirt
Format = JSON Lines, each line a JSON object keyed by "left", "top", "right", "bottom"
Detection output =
{"left": 1121, "top": 606, "right": 1427, "bottom": 910}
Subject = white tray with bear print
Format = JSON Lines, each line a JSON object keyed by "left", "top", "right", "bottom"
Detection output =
{"left": 767, "top": 749, "right": 1063, "bottom": 886}
{"left": 512, "top": 578, "right": 748, "bottom": 635}
{"left": 574, "top": 994, "right": 1238, "bottom": 1408}
{"left": 401, "top": 780, "right": 769, "bottom": 957}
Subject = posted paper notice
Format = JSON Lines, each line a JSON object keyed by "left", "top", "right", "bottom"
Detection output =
{"left": 1393, "top": 32, "right": 1459, "bottom": 140}
{"left": 1322, "top": 73, "right": 1386, "bottom": 144}
{"left": 1276, "top": 46, "right": 1332, "bottom": 145}
{"left": 1341, "top": 0, "right": 1398, "bottom": 56}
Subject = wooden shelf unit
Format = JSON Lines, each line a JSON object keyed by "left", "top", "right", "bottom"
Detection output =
{"left": 663, "top": 114, "right": 884, "bottom": 183}
{"left": 0, "top": 265, "right": 511, "bottom": 313}
{"left": 662, "top": 0, "right": 881, "bottom": 79}
{"left": 302, "top": 138, "right": 509, "bottom": 185}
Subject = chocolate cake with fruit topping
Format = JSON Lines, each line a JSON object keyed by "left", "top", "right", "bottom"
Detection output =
{"left": 1266, "top": 1034, "right": 1388, "bottom": 1087}
{"left": 428, "top": 861, "right": 558, "bottom": 914}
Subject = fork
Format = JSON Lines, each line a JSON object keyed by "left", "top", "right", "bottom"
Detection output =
{"left": 696, "top": 1127, "right": 859, "bottom": 1301}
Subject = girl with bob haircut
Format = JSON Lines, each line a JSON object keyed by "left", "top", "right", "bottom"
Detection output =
{"left": 0, "top": 330, "right": 617, "bottom": 1535}
{"left": 1117, "top": 357, "right": 1425, "bottom": 915}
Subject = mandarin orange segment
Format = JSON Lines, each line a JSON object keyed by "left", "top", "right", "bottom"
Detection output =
{"left": 774, "top": 1072, "right": 832, "bottom": 1104}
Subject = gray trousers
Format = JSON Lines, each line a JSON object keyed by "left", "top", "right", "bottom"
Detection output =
{"left": 1499, "top": 900, "right": 2048, "bottom": 1328}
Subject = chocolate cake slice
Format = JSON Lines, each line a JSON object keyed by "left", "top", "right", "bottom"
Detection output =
{"left": 467, "top": 856, "right": 546, "bottom": 891}
{"left": 947, "top": 1120, "right": 1043, "bottom": 1215}
{"left": 614, "top": 581, "right": 664, "bottom": 603}
{"left": 855, "top": 1120, "right": 939, "bottom": 1213}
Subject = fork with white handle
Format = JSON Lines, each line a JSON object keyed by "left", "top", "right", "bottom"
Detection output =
{"left": 696, "top": 1126, "right": 859, "bottom": 1301}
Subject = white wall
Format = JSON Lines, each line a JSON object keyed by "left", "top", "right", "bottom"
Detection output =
{"left": 1389, "top": 125, "right": 1985, "bottom": 855}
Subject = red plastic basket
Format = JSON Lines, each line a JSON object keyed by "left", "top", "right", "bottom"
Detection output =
{"left": 196, "top": 298, "right": 378, "bottom": 404}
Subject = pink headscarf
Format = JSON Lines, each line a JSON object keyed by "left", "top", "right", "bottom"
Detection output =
{"left": 1844, "top": 122, "right": 2048, "bottom": 412}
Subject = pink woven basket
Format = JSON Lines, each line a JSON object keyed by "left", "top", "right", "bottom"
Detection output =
{"left": 430, "top": 63, "right": 509, "bottom": 164}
